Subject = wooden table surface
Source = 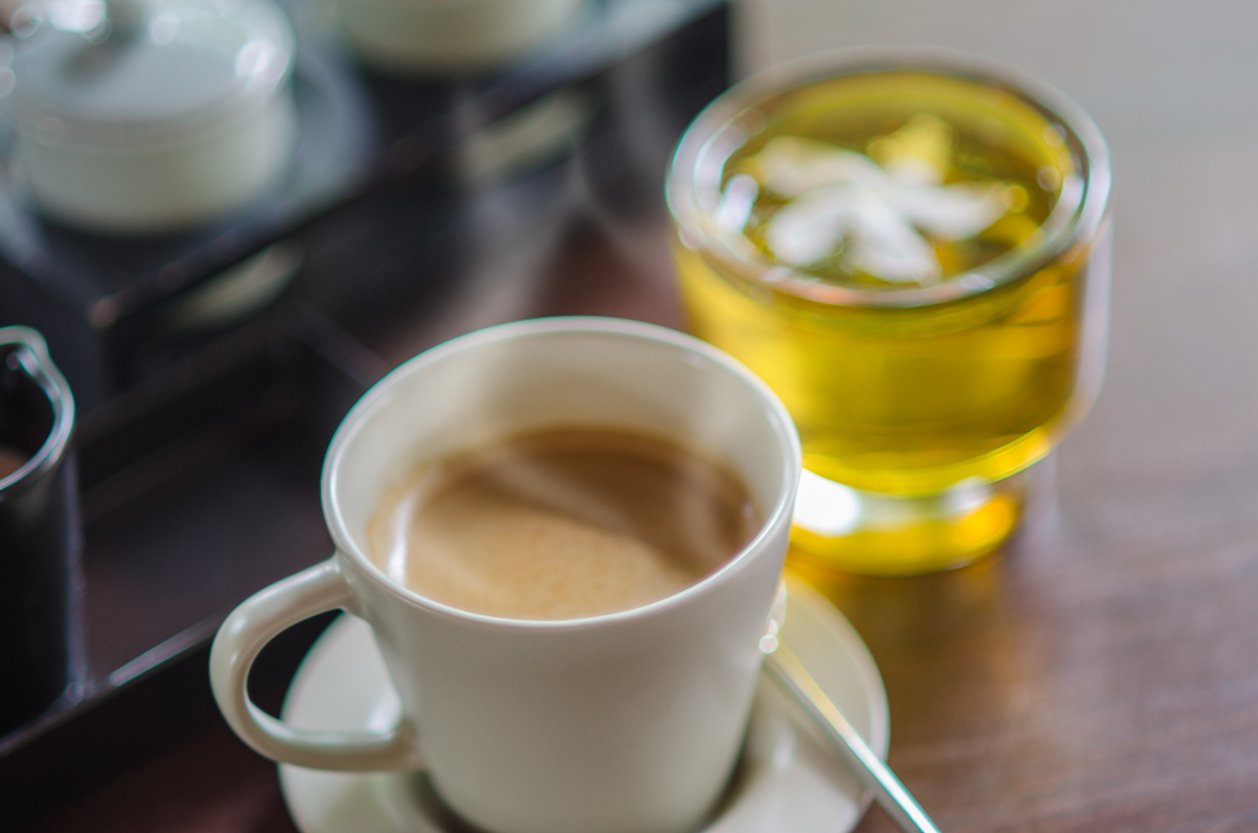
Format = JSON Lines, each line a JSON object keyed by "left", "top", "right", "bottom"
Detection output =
{"left": 29, "top": 0, "right": 1258, "bottom": 831}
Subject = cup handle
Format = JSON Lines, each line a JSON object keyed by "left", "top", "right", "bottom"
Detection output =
{"left": 209, "top": 558, "right": 421, "bottom": 771}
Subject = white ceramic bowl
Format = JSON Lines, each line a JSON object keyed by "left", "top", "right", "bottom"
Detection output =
{"left": 4, "top": 0, "right": 298, "bottom": 234}
{"left": 333, "top": 0, "right": 588, "bottom": 75}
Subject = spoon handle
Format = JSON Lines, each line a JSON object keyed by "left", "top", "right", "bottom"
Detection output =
{"left": 764, "top": 645, "right": 942, "bottom": 833}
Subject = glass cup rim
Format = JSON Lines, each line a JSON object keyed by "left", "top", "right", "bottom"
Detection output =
{"left": 665, "top": 44, "right": 1113, "bottom": 309}
{"left": 0, "top": 326, "right": 75, "bottom": 496}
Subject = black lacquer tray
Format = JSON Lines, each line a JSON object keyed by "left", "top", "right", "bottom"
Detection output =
{"left": 0, "top": 0, "right": 730, "bottom": 409}
{"left": 0, "top": 0, "right": 732, "bottom": 825}
{"left": 0, "top": 310, "right": 382, "bottom": 824}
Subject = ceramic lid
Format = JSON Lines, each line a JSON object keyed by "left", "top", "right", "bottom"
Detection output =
{"left": 4, "top": 0, "right": 294, "bottom": 146}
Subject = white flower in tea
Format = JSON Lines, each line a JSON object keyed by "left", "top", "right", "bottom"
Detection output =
{"left": 728, "top": 115, "right": 1014, "bottom": 284}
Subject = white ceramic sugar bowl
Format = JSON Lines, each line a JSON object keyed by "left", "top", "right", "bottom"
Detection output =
{"left": 2, "top": 0, "right": 298, "bottom": 234}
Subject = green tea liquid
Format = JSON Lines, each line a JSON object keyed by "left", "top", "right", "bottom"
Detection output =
{"left": 673, "top": 70, "right": 1104, "bottom": 573}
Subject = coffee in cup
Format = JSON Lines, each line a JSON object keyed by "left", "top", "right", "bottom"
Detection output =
{"left": 0, "top": 446, "right": 27, "bottom": 478}
{"left": 366, "top": 426, "right": 761, "bottom": 620}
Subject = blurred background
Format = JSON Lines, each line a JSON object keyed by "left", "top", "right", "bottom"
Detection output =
{"left": 4, "top": 0, "right": 1258, "bottom": 830}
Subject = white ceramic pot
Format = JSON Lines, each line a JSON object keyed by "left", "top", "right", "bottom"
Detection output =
{"left": 3, "top": 0, "right": 298, "bottom": 234}
{"left": 334, "top": 0, "right": 588, "bottom": 75}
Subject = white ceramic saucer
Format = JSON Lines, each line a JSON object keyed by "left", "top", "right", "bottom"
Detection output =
{"left": 278, "top": 577, "right": 890, "bottom": 833}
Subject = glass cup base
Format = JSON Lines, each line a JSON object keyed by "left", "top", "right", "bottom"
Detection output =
{"left": 788, "top": 469, "right": 1032, "bottom": 576}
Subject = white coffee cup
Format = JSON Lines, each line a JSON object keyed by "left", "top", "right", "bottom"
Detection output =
{"left": 209, "top": 316, "right": 802, "bottom": 833}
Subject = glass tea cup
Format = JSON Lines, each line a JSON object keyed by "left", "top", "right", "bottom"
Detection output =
{"left": 0, "top": 326, "right": 81, "bottom": 732}
{"left": 666, "top": 46, "right": 1112, "bottom": 575}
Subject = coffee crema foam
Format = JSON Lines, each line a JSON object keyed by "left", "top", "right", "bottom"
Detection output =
{"left": 366, "top": 427, "right": 760, "bottom": 620}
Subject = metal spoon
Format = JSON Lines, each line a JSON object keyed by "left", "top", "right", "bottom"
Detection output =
{"left": 762, "top": 611, "right": 942, "bottom": 833}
